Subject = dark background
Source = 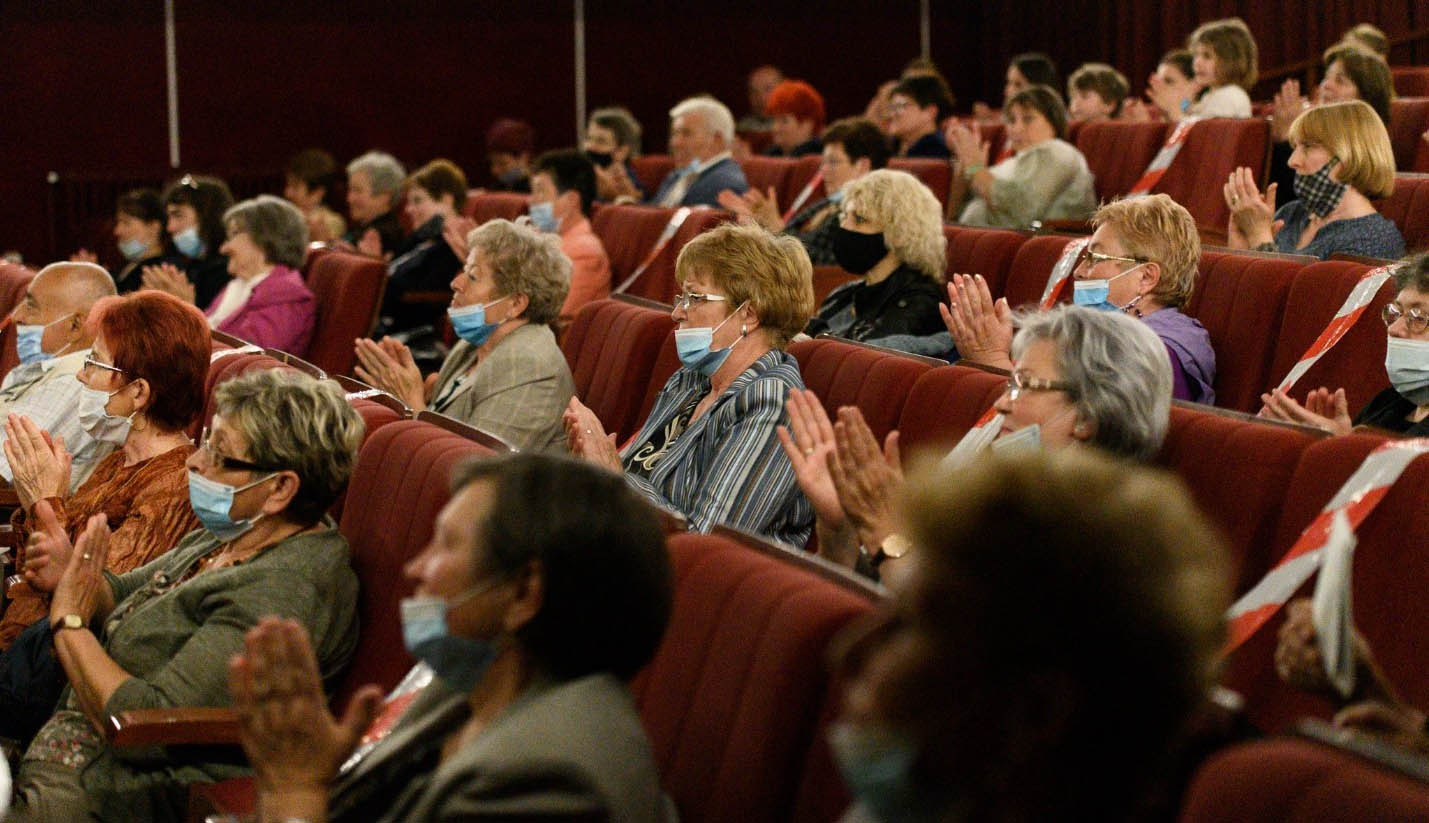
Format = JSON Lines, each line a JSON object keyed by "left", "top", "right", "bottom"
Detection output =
{"left": 3, "top": 0, "right": 1424, "bottom": 263}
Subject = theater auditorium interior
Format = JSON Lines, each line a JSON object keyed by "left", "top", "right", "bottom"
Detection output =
{"left": 3, "top": 1, "right": 1429, "bottom": 821}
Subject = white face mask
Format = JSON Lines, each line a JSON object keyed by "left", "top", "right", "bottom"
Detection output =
{"left": 991, "top": 423, "right": 1042, "bottom": 455}
{"left": 1385, "top": 337, "right": 1429, "bottom": 406}
{"left": 77, "top": 384, "right": 136, "bottom": 445}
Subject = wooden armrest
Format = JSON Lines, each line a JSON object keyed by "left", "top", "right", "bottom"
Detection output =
{"left": 108, "top": 707, "right": 241, "bottom": 747}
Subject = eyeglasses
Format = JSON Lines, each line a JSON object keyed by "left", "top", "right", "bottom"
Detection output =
{"left": 1005, "top": 370, "right": 1076, "bottom": 402}
{"left": 1077, "top": 248, "right": 1147, "bottom": 269}
{"left": 80, "top": 356, "right": 125, "bottom": 378}
{"left": 196, "top": 427, "right": 281, "bottom": 474}
{"left": 673, "top": 291, "right": 730, "bottom": 312}
{"left": 1382, "top": 302, "right": 1429, "bottom": 335}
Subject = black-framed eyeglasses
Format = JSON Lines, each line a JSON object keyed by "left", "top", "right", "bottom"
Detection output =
{"left": 1383, "top": 302, "right": 1429, "bottom": 335}
{"left": 196, "top": 427, "right": 282, "bottom": 473}
{"left": 1005, "top": 370, "right": 1076, "bottom": 402}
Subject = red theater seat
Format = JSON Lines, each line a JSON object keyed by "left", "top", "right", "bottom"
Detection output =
{"left": 942, "top": 224, "right": 1031, "bottom": 299}
{"left": 305, "top": 250, "right": 385, "bottom": 377}
{"left": 894, "top": 364, "right": 1009, "bottom": 457}
{"left": 787, "top": 337, "right": 936, "bottom": 443}
{"left": 1377, "top": 173, "right": 1429, "bottom": 253}
{"left": 738, "top": 156, "right": 796, "bottom": 207}
{"left": 1393, "top": 67, "right": 1429, "bottom": 98}
{"left": 0, "top": 262, "right": 36, "bottom": 381}
{"left": 1153, "top": 118, "right": 1270, "bottom": 241}
{"left": 1388, "top": 99, "right": 1429, "bottom": 175}
{"left": 1074, "top": 120, "right": 1169, "bottom": 202}
{"left": 785, "top": 155, "right": 824, "bottom": 212}
{"left": 192, "top": 351, "right": 292, "bottom": 440}
{"left": 594, "top": 204, "right": 731, "bottom": 304}
{"left": 631, "top": 155, "right": 679, "bottom": 198}
{"left": 462, "top": 191, "right": 530, "bottom": 223}
{"left": 810, "top": 265, "right": 857, "bottom": 306}
{"left": 632, "top": 530, "right": 878, "bottom": 822}
{"left": 888, "top": 158, "right": 952, "bottom": 207}
{"left": 560, "top": 298, "right": 675, "bottom": 441}
{"left": 1002, "top": 234, "right": 1078, "bottom": 308}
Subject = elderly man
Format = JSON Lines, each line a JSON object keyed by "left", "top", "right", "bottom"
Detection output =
{"left": 0, "top": 261, "right": 117, "bottom": 488}
{"left": 649, "top": 97, "right": 749, "bottom": 208}
{"left": 343, "top": 150, "right": 406, "bottom": 258}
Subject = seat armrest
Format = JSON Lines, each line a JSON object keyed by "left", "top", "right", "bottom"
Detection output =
{"left": 108, "top": 707, "right": 241, "bottom": 747}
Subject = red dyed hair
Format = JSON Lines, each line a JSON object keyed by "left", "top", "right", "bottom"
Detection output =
{"left": 86, "top": 291, "right": 211, "bottom": 432}
{"left": 765, "top": 80, "right": 826, "bottom": 129}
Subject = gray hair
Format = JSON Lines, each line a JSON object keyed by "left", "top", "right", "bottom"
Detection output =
{"left": 223, "top": 195, "right": 309, "bottom": 269}
{"left": 346, "top": 150, "right": 407, "bottom": 197}
{"left": 1010, "top": 306, "right": 1172, "bottom": 460}
{"left": 465, "top": 219, "right": 571, "bottom": 327}
{"left": 669, "top": 96, "right": 736, "bottom": 145}
{"left": 214, "top": 370, "right": 365, "bottom": 524}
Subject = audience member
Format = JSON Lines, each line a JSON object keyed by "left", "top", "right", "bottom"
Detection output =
{"left": 948, "top": 85, "right": 1096, "bottom": 229}
{"left": 142, "top": 174, "right": 234, "bottom": 309}
{"left": 886, "top": 75, "right": 954, "bottom": 159}
{"left": 827, "top": 448, "right": 1226, "bottom": 820}
{"left": 1224, "top": 100, "right": 1403, "bottom": 260}
{"left": 785, "top": 305, "right": 1173, "bottom": 578}
{"left": 973, "top": 51, "right": 1061, "bottom": 118}
{"left": 739, "top": 64, "right": 784, "bottom": 132}
{"left": 343, "top": 151, "right": 406, "bottom": 257}
{"left": 283, "top": 149, "right": 347, "bottom": 244}
{"left": 1131, "top": 49, "right": 1201, "bottom": 122}
{"left": 355, "top": 220, "right": 574, "bottom": 452}
{"left": 1340, "top": 22, "right": 1390, "bottom": 57}
{"left": 764, "top": 79, "right": 826, "bottom": 157}
{"left": 1067, "top": 62, "right": 1131, "bottom": 121}
{"left": 721, "top": 117, "right": 889, "bottom": 265}
{"left": 7, "top": 370, "right": 363, "bottom": 822}
{"left": 805, "top": 169, "right": 945, "bottom": 342}
{"left": 1180, "top": 17, "right": 1258, "bottom": 120}
{"left": 381, "top": 159, "right": 467, "bottom": 335}
{"left": 649, "top": 97, "right": 748, "bottom": 208}
{"left": 231, "top": 454, "right": 676, "bottom": 822}
{"left": 564, "top": 222, "right": 815, "bottom": 546}
{"left": 72, "top": 190, "right": 174, "bottom": 292}
{"left": 485, "top": 118, "right": 534, "bottom": 193}
{"left": 1262, "top": 253, "right": 1429, "bottom": 436}
{"left": 584, "top": 105, "right": 647, "bottom": 201}
{"left": 0, "top": 263, "right": 117, "bottom": 489}
{"left": 529, "top": 149, "right": 610, "bottom": 325}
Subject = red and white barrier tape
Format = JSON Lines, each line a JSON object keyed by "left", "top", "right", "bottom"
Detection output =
{"left": 613, "top": 206, "right": 693, "bottom": 294}
{"left": 1127, "top": 117, "right": 1201, "bottom": 196}
{"left": 940, "top": 405, "right": 1005, "bottom": 470}
{"left": 782, "top": 171, "right": 824, "bottom": 223}
{"left": 1039, "top": 237, "right": 1089, "bottom": 310}
{"left": 1275, "top": 265, "right": 1395, "bottom": 394}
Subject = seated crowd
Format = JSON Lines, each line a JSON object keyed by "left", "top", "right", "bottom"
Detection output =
{"left": 1, "top": 13, "right": 1426, "bottom": 823}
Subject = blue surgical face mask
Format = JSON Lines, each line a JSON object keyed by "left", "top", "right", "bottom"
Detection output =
{"left": 674, "top": 303, "right": 747, "bottom": 377}
{"left": 828, "top": 722, "right": 946, "bottom": 823}
{"left": 1386, "top": 336, "right": 1429, "bottom": 406}
{"left": 400, "top": 582, "right": 504, "bottom": 692}
{"left": 1072, "top": 265, "right": 1143, "bottom": 312}
{"left": 187, "top": 470, "right": 276, "bottom": 542}
{"left": 173, "top": 226, "right": 204, "bottom": 258}
{"left": 528, "top": 200, "right": 559, "bottom": 233}
{"left": 118, "top": 238, "right": 150, "bottom": 261}
{"left": 447, "top": 295, "right": 512, "bottom": 346}
{"left": 15, "top": 315, "right": 72, "bottom": 365}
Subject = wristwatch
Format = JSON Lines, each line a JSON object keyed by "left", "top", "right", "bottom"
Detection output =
{"left": 52, "top": 614, "right": 85, "bottom": 632}
{"left": 869, "top": 533, "right": 912, "bottom": 568}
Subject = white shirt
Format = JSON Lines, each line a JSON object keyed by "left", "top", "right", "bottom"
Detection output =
{"left": 0, "top": 348, "right": 116, "bottom": 489}
{"left": 208, "top": 268, "right": 272, "bottom": 328}
{"left": 1190, "top": 85, "right": 1252, "bottom": 119}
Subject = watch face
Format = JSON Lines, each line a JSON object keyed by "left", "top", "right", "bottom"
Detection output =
{"left": 62, "top": 615, "right": 83, "bottom": 629}
{"left": 881, "top": 534, "right": 912, "bottom": 559}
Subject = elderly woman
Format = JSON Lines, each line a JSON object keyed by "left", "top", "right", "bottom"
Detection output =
{"left": 141, "top": 174, "right": 234, "bottom": 309}
{"left": 565, "top": 222, "right": 816, "bottom": 547}
{"left": 763, "top": 79, "right": 826, "bottom": 157}
{"left": 1263, "top": 253, "right": 1429, "bottom": 436}
{"left": 1224, "top": 100, "right": 1403, "bottom": 261}
{"left": 380, "top": 159, "right": 468, "bottom": 335}
{"left": 354, "top": 219, "right": 574, "bottom": 452}
{"left": 6, "top": 370, "right": 362, "bottom": 822}
{"left": 947, "top": 85, "right": 1096, "bottom": 229}
{"left": 0, "top": 291, "right": 209, "bottom": 657}
{"left": 229, "top": 454, "right": 675, "bottom": 822}
{"left": 804, "top": 169, "right": 945, "bottom": 341}
{"left": 783, "top": 306, "right": 1173, "bottom": 578}
{"left": 829, "top": 449, "right": 1226, "bottom": 820}
{"left": 721, "top": 117, "right": 889, "bottom": 266}
{"left": 344, "top": 151, "right": 406, "bottom": 258}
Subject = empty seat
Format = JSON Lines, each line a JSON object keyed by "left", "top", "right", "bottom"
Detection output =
{"left": 631, "top": 155, "right": 680, "bottom": 198}
{"left": 1002, "top": 234, "right": 1079, "bottom": 308}
{"left": 1074, "top": 120, "right": 1169, "bottom": 202}
{"left": 888, "top": 157, "right": 952, "bottom": 207}
{"left": 593, "top": 204, "right": 731, "bottom": 304}
{"left": 305, "top": 250, "right": 386, "bottom": 376}
{"left": 943, "top": 224, "right": 1031, "bottom": 299}
{"left": 1152, "top": 118, "right": 1270, "bottom": 241}
{"left": 192, "top": 351, "right": 291, "bottom": 439}
{"left": 1376, "top": 173, "right": 1429, "bottom": 253}
{"left": 1393, "top": 67, "right": 1429, "bottom": 98}
{"left": 462, "top": 191, "right": 530, "bottom": 223}
{"left": 784, "top": 155, "right": 825, "bottom": 213}
{"left": 1388, "top": 98, "right": 1429, "bottom": 174}
{"left": 560, "top": 298, "right": 675, "bottom": 441}
{"left": 787, "top": 337, "right": 936, "bottom": 443}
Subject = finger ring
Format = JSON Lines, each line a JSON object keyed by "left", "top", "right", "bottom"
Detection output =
{"left": 1230, "top": 196, "right": 1239, "bottom": 205}
{"left": 82, "top": 553, "right": 91, "bottom": 560}
{"left": 585, "top": 429, "right": 592, "bottom": 435}
{"left": 804, "top": 448, "right": 814, "bottom": 456}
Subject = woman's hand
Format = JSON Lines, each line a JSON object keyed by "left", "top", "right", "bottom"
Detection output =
{"left": 230, "top": 618, "right": 384, "bottom": 796}
{"left": 827, "top": 407, "right": 903, "bottom": 551}
{"left": 4, "top": 414, "right": 72, "bottom": 512}
{"left": 1146, "top": 71, "right": 1194, "bottom": 121}
{"left": 1258, "top": 387, "right": 1352, "bottom": 436}
{"left": 1334, "top": 701, "right": 1429, "bottom": 754}
{"left": 945, "top": 120, "right": 990, "bottom": 171}
{"left": 1223, "top": 167, "right": 1281, "bottom": 249}
{"left": 595, "top": 163, "right": 640, "bottom": 203}
{"left": 1119, "top": 98, "right": 1153, "bottom": 123}
{"left": 776, "top": 389, "right": 845, "bottom": 528}
{"left": 564, "top": 397, "right": 622, "bottom": 472}
{"left": 1270, "top": 79, "right": 1309, "bottom": 143}
{"left": 22, "top": 499, "right": 73, "bottom": 594}
{"left": 442, "top": 215, "right": 478, "bottom": 262}
{"left": 49, "top": 513, "right": 112, "bottom": 625}
{"left": 940, "top": 274, "right": 1014, "bottom": 369}
{"left": 718, "top": 187, "right": 784, "bottom": 232}
{"left": 353, "top": 337, "right": 426, "bottom": 410}
{"left": 141, "top": 263, "right": 197, "bottom": 304}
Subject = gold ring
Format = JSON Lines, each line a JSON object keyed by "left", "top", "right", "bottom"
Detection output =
{"left": 585, "top": 429, "right": 592, "bottom": 435}
{"left": 804, "top": 448, "right": 814, "bottom": 456}
{"left": 82, "top": 553, "right": 91, "bottom": 560}
{"left": 1230, "top": 196, "right": 1239, "bottom": 205}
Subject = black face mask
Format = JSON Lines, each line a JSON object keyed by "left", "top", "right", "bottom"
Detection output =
{"left": 832, "top": 226, "right": 889, "bottom": 275}
{"left": 585, "top": 150, "right": 614, "bottom": 168}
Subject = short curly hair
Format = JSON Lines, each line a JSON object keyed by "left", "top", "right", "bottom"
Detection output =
{"left": 674, "top": 222, "right": 815, "bottom": 349}
{"left": 465, "top": 219, "right": 571, "bottom": 328}
{"left": 1091, "top": 195, "right": 1201, "bottom": 309}
{"left": 1068, "top": 63, "right": 1130, "bottom": 117}
{"left": 841, "top": 169, "right": 947, "bottom": 281}
{"left": 87, "top": 290, "right": 209, "bottom": 432}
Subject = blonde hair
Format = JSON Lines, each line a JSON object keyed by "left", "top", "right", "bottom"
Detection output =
{"left": 1091, "top": 195, "right": 1201, "bottom": 308}
{"left": 674, "top": 222, "right": 814, "bottom": 348}
{"left": 1188, "top": 17, "right": 1259, "bottom": 89}
{"left": 466, "top": 219, "right": 572, "bottom": 327}
{"left": 1342, "top": 23, "right": 1389, "bottom": 56}
{"left": 1288, "top": 100, "right": 1396, "bottom": 199}
{"left": 841, "top": 169, "right": 947, "bottom": 281}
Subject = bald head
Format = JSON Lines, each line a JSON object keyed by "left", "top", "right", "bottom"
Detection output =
{"left": 32, "top": 262, "right": 117, "bottom": 316}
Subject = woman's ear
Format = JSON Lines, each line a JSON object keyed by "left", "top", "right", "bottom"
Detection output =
{"left": 1138, "top": 262, "right": 1163, "bottom": 296}
{"left": 129, "top": 378, "right": 154, "bottom": 415}
{"left": 1072, "top": 416, "right": 1094, "bottom": 441}
{"left": 260, "top": 470, "right": 303, "bottom": 516}
{"left": 506, "top": 293, "right": 532, "bottom": 320}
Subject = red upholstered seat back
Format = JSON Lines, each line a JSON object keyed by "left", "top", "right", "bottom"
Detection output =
{"left": 462, "top": 191, "right": 530, "bottom": 223}
{"left": 1394, "top": 67, "right": 1429, "bottom": 98}
{"left": 632, "top": 531, "right": 877, "bottom": 822}
{"left": 943, "top": 224, "right": 1031, "bottom": 300}
{"left": 635, "top": 327, "right": 683, "bottom": 437}
{"left": 785, "top": 155, "right": 825, "bottom": 210}
{"left": 1181, "top": 735, "right": 1429, "bottom": 821}
{"left": 1416, "top": 132, "right": 1429, "bottom": 174}
{"left": 1267, "top": 260, "right": 1395, "bottom": 415}
{"left": 1152, "top": 118, "right": 1269, "bottom": 238}
{"left": 336, "top": 419, "right": 499, "bottom": 706}
{"left": 810, "top": 265, "right": 858, "bottom": 307}
{"left": 1377, "top": 173, "right": 1429, "bottom": 254}
{"left": 738, "top": 157, "right": 795, "bottom": 208}
{"left": 192, "top": 352, "right": 292, "bottom": 440}
{"left": 306, "top": 250, "right": 385, "bottom": 376}
{"left": 327, "top": 397, "right": 409, "bottom": 521}
{"left": 0, "top": 262, "right": 36, "bottom": 381}
{"left": 560, "top": 298, "right": 674, "bottom": 440}
{"left": 1003, "top": 234, "right": 1077, "bottom": 308}
{"left": 1074, "top": 120, "right": 1169, "bottom": 201}
{"left": 894, "top": 364, "right": 1008, "bottom": 457}
{"left": 888, "top": 157, "right": 952, "bottom": 207}
{"left": 1388, "top": 99, "right": 1429, "bottom": 174}
{"left": 787, "top": 337, "right": 935, "bottom": 443}
{"left": 1185, "top": 249, "right": 1306, "bottom": 412}
{"left": 631, "top": 155, "right": 679, "bottom": 197}
{"left": 594, "top": 205, "right": 731, "bottom": 304}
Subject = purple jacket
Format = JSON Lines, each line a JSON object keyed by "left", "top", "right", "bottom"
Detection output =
{"left": 1142, "top": 307, "right": 1216, "bottom": 405}
{"left": 206, "top": 266, "right": 316, "bottom": 357}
